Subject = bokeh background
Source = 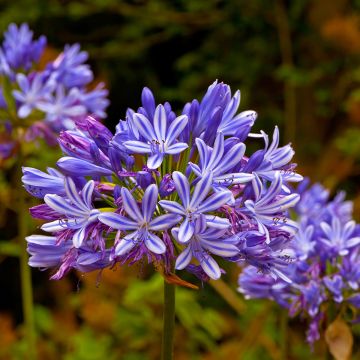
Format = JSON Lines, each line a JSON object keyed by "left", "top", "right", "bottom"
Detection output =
{"left": 1, "top": 0, "right": 360, "bottom": 359}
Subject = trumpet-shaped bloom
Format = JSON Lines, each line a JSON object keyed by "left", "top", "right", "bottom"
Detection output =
{"left": 159, "top": 171, "right": 232, "bottom": 243}
{"left": 99, "top": 184, "right": 182, "bottom": 256}
{"left": 41, "top": 178, "right": 99, "bottom": 248}
{"left": 173, "top": 215, "right": 239, "bottom": 279}
{"left": 123, "top": 104, "right": 189, "bottom": 169}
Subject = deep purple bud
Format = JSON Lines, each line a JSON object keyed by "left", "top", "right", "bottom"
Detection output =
{"left": 136, "top": 171, "right": 154, "bottom": 190}
{"left": 159, "top": 174, "right": 175, "bottom": 197}
{"left": 141, "top": 87, "right": 156, "bottom": 118}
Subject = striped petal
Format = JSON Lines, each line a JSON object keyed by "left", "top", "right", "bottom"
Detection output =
{"left": 166, "top": 142, "right": 188, "bottom": 155}
{"left": 73, "top": 226, "right": 87, "bottom": 248}
{"left": 64, "top": 177, "right": 88, "bottom": 212}
{"left": 142, "top": 184, "right": 158, "bottom": 222}
{"left": 258, "top": 193, "right": 300, "bottom": 214}
{"left": 172, "top": 171, "right": 190, "bottom": 207}
{"left": 149, "top": 214, "right": 182, "bottom": 231}
{"left": 197, "top": 191, "right": 232, "bottom": 213}
{"left": 153, "top": 104, "right": 167, "bottom": 141}
{"left": 178, "top": 218, "right": 195, "bottom": 244}
{"left": 189, "top": 171, "right": 213, "bottom": 208}
{"left": 208, "top": 132, "right": 224, "bottom": 169}
{"left": 166, "top": 115, "right": 188, "bottom": 144}
{"left": 123, "top": 140, "right": 152, "bottom": 154}
{"left": 147, "top": 152, "right": 164, "bottom": 169}
{"left": 201, "top": 239, "right": 239, "bottom": 257}
{"left": 121, "top": 187, "right": 143, "bottom": 221}
{"left": 257, "top": 171, "right": 282, "bottom": 207}
{"left": 115, "top": 234, "right": 138, "bottom": 256}
{"left": 145, "top": 232, "right": 166, "bottom": 254}
{"left": 132, "top": 113, "right": 156, "bottom": 141}
{"left": 195, "top": 138, "right": 209, "bottom": 169}
{"left": 44, "top": 194, "right": 84, "bottom": 217}
{"left": 198, "top": 252, "right": 221, "bottom": 280}
{"left": 175, "top": 246, "right": 192, "bottom": 270}
{"left": 158, "top": 200, "right": 185, "bottom": 215}
{"left": 41, "top": 218, "right": 83, "bottom": 232}
{"left": 98, "top": 212, "right": 138, "bottom": 230}
{"left": 205, "top": 215, "right": 231, "bottom": 229}
{"left": 82, "top": 180, "right": 95, "bottom": 208}
{"left": 214, "top": 172, "right": 254, "bottom": 185}
{"left": 218, "top": 143, "right": 246, "bottom": 174}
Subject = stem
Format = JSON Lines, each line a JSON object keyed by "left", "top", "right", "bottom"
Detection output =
{"left": 161, "top": 279, "right": 176, "bottom": 360}
{"left": 17, "top": 150, "right": 37, "bottom": 360}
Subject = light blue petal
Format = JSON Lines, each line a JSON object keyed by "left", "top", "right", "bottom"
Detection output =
{"left": 123, "top": 140, "right": 152, "bottom": 154}
{"left": 195, "top": 138, "right": 209, "bottom": 169}
{"left": 64, "top": 177, "right": 88, "bottom": 212}
{"left": 201, "top": 239, "right": 239, "bottom": 257}
{"left": 159, "top": 200, "right": 185, "bottom": 215}
{"left": 207, "top": 132, "right": 224, "bottom": 170}
{"left": 115, "top": 235, "right": 137, "bottom": 256}
{"left": 149, "top": 214, "right": 182, "bottom": 231}
{"left": 197, "top": 191, "right": 232, "bottom": 213}
{"left": 178, "top": 218, "right": 194, "bottom": 243}
{"left": 153, "top": 104, "right": 167, "bottom": 141}
{"left": 166, "top": 115, "right": 188, "bottom": 144}
{"left": 98, "top": 212, "right": 138, "bottom": 230}
{"left": 198, "top": 252, "right": 221, "bottom": 280}
{"left": 145, "top": 232, "right": 166, "bottom": 254}
{"left": 82, "top": 180, "right": 95, "bottom": 208}
{"left": 142, "top": 184, "right": 158, "bottom": 222}
{"left": 147, "top": 152, "right": 164, "bottom": 169}
{"left": 121, "top": 187, "right": 143, "bottom": 222}
{"left": 189, "top": 171, "right": 213, "bottom": 208}
{"left": 73, "top": 226, "right": 86, "bottom": 248}
{"left": 172, "top": 171, "right": 190, "bottom": 207}
{"left": 175, "top": 246, "right": 192, "bottom": 270}
{"left": 205, "top": 215, "right": 231, "bottom": 229}
{"left": 44, "top": 194, "right": 84, "bottom": 217}
{"left": 218, "top": 143, "right": 246, "bottom": 174}
{"left": 166, "top": 143, "right": 188, "bottom": 155}
{"left": 132, "top": 113, "right": 156, "bottom": 141}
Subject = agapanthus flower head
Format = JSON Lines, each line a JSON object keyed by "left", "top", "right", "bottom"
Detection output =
{"left": 23, "top": 81, "right": 301, "bottom": 285}
{"left": 238, "top": 179, "right": 360, "bottom": 347}
{"left": 0, "top": 23, "right": 109, "bottom": 164}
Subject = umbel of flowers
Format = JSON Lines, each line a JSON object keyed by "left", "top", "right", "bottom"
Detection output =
{"left": 238, "top": 179, "right": 360, "bottom": 347}
{"left": 23, "top": 81, "right": 302, "bottom": 283}
{"left": 0, "top": 23, "right": 109, "bottom": 162}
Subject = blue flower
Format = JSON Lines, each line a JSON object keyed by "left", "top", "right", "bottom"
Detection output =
{"left": 13, "top": 73, "right": 53, "bottom": 118}
{"left": 2, "top": 23, "right": 46, "bottom": 71}
{"left": 99, "top": 184, "right": 182, "bottom": 256}
{"left": 41, "top": 178, "right": 100, "bottom": 248}
{"left": 159, "top": 171, "right": 232, "bottom": 243}
{"left": 243, "top": 172, "right": 300, "bottom": 242}
{"left": 173, "top": 215, "right": 239, "bottom": 279}
{"left": 319, "top": 217, "right": 360, "bottom": 257}
{"left": 123, "top": 104, "right": 189, "bottom": 169}
{"left": 189, "top": 132, "right": 254, "bottom": 186}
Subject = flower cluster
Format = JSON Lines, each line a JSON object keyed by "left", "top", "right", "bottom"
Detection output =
{"left": 0, "top": 23, "right": 109, "bottom": 162}
{"left": 23, "top": 81, "right": 301, "bottom": 283}
{"left": 238, "top": 179, "right": 360, "bottom": 345}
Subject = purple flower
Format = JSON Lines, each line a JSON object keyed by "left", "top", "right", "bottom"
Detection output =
{"left": 41, "top": 178, "right": 100, "bottom": 248}
{"left": 159, "top": 171, "right": 232, "bottom": 243}
{"left": 99, "top": 184, "right": 182, "bottom": 256}
{"left": 173, "top": 215, "right": 238, "bottom": 279}
{"left": 123, "top": 105, "right": 189, "bottom": 169}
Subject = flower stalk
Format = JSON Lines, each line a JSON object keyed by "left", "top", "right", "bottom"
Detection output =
{"left": 161, "top": 279, "right": 176, "bottom": 360}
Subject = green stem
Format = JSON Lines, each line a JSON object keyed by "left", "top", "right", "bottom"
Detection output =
{"left": 17, "top": 151, "right": 37, "bottom": 360}
{"left": 161, "top": 280, "right": 176, "bottom": 360}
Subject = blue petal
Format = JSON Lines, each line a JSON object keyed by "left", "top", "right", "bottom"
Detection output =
{"left": 158, "top": 200, "right": 185, "bottom": 215}
{"left": 147, "top": 152, "right": 164, "bottom": 169}
{"left": 195, "top": 138, "right": 209, "bottom": 169}
{"left": 257, "top": 171, "right": 282, "bottom": 206}
{"left": 166, "top": 115, "right": 188, "bottom": 144}
{"left": 219, "top": 143, "right": 246, "bottom": 174}
{"left": 57, "top": 157, "right": 113, "bottom": 176}
{"left": 175, "top": 246, "right": 192, "bottom": 270}
{"left": 98, "top": 212, "right": 138, "bottom": 230}
{"left": 197, "top": 191, "right": 232, "bottom": 213}
{"left": 73, "top": 226, "right": 86, "bottom": 248}
{"left": 64, "top": 177, "right": 88, "bottom": 212}
{"left": 214, "top": 172, "right": 255, "bottom": 185}
{"left": 145, "top": 232, "right": 166, "bottom": 254}
{"left": 189, "top": 171, "right": 213, "bottom": 208}
{"left": 142, "top": 184, "right": 158, "bottom": 222}
{"left": 132, "top": 113, "right": 156, "bottom": 141}
{"left": 115, "top": 234, "right": 137, "bottom": 256}
{"left": 201, "top": 239, "right": 239, "bottom": 257}
{"left": 166, "top": 143, "right": 188, "bottom": 155}
{"left": 172, "top": 171, "right": 190, "bottom": 207}
{"left": 198, "top": 252, "right": 221, "bottom": 280}
{"left": 207, "top": 132, "right": 224, "bottom": 170}
{"left": 149, "top": 214, "right": 182, "bottom": 231}
{"left": 205, "top": 215, "right": 231, "bottom": 229}
{"left": 178, "top": 218, "right": 194, "bottom": 243}
{"left": 121, "top": 187, "right": 143, "bottom": 221}
{"left": 153, "top": 104, "right": 167, "bottom": 141}
{"left": 44, "top": 194, "right": 84, "bottom": 217}
{"left": 41, "top": 218, "right": 83, "bottom": 232}
{"left": 82, "top": 180, "right": 95, "bottom": 208}
{"left": 123, "top": 140, "right": 152, "bottom": 154}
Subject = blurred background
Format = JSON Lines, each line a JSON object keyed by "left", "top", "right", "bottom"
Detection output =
{"left": 0, "top": 0, "right": 360, "bottom": 359}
